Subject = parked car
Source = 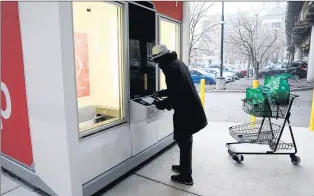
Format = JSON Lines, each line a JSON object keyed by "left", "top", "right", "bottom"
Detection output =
{"left": 206, "top": 65, "right": 239, "bottom": 80}
{"left": 258, "top": 63, "right": 287, "bottom": 78}
{"left": 287, "top": 61, "right": 307, "bottom": 79}
{"left": 225, "top": 66, "right": 243, "bottom": 79}
{"left": 205, "top": 68, "right": 235, "bottom": 83}
{"left": 258, "top": 61, "right": 307, "bottom": 79}
{"left": 189, "top": 69, "right": 216, "bottom": 85}
{"left": 234, "top": 64, "right": 247, "bottom": 77}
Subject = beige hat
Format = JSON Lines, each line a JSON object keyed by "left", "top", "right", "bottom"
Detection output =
{"left": 151, "top": 44, "right": 170, "bottom": 60}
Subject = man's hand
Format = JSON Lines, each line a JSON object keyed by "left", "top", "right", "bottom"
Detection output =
{"left": 153, "top": 99, "right": 172, "bottom": 111}
{"left": 153, "top": 100, "right": 162, "bottom": 110}
{"left": 154, "top": 89, "right": 168, "bottom": 98}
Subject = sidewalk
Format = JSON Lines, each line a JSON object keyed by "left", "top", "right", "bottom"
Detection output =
{"left": 1, "top": 172, "right": 42, "bottom": 196}
{"left": 2, "top": 121, "right": 314, "bottom": 196}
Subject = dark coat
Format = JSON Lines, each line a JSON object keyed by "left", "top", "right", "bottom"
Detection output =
{"left": 155, "top": 51, "right": 208, "bottom": 141}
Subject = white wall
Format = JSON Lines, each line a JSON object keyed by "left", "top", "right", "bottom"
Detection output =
{"left": 19, "top": 2, "right": 82, "bottom": 196}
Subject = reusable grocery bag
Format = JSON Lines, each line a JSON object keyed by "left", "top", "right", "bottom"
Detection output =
{"left": 246, "top": 86, "right": 267, "bottom": 104}
{"left": 245, "top": 86, "right": 272, "bottom": 117}
{"left": 264, "top": 73, "right": 292, "bottom": 105}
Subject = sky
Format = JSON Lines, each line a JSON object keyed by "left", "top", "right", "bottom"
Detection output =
{"left": 206, "top": 2, "right": 257, "bottom": 15}
{"left": 205, "top": 2, "right": 286, "bottom": 16}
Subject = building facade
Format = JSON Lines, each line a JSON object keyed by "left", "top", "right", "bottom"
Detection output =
{"left": 285, "top": 1, "right": 314, "bottom": 82}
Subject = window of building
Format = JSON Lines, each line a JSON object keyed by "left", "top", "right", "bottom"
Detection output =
{"left": 272, "top": 22, "right": 281, "bottom": 29}
{"left": 159, "top": 17, "right": 181, "bottom": 90}
{"left": 72, "top": 2, "right": 125, "bottom": 136}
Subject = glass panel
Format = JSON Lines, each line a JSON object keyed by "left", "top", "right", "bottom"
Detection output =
{"left": 129, "top": 3, "right": 156, "bottom": 99}
{"left": 72, "top": 2, "right": 125, "bottom": 135}
{"left": 159, "top": 18, "right": 181, "bottom": 90}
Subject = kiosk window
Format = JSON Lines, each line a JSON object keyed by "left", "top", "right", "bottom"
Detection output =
{"left": 159, "top": 17, "right": 181, "bottom": 90}
{"left": 72, "top": 2, "right": 125, "bottom": 135}
{"left": 129, "top": 3, "right": 156, "bottom": 99}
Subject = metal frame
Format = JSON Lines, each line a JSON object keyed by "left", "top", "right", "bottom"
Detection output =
{"left": 1, "top": 153, "right": 35, "bottom": 171}
{"left": 156, "top": 14, "right": 182, "bottom": 91}
{"left": 78, "top": 1, "right": 130, "bottom": 144}
{"left": 226, "top": 95, "right": 300, "bottom": 161}
{"left": 155, "top": 12, "right": 160, "bottom": 91}
{"left": 69, "top": 1, "right": 129, "bottom": 139}
{"left": 1, "top": 156, "right": 57, "bottom": 196}
{"left": 128, "top": 1, "right": 156, "bottom": 12}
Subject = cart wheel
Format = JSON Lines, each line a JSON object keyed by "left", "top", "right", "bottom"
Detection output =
{"left": 232, "top": 154, "right": 244, "bottom": 163}
{"left": 228, "top": 149, "right": 234, "bottom": 155}
{"left": 269, "top": 143, "right": 276, "bottom": 151}
{"left": 290, "top": 155, "right": 301, "bottom": 165}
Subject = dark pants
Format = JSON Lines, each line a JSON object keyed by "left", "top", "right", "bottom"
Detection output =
{"left": 177, "top": 135, "right": 193, "bottom": 176}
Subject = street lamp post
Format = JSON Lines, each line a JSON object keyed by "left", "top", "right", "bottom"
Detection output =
{"left": 220, "top": 1, "right": 225, "bottom": 77}
{"left": 215, "top": 1, "right": 226, "bottom": 90}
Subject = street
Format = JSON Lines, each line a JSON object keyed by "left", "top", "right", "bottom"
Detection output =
{"left": 203, "top": 90, "right": 313, "bottom": 128}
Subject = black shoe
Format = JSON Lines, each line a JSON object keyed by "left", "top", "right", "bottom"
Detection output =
{"left": 171, "top": 165, "right": 180, "bottom": 173}
{"left": 171, "top": 174, "right": 194, "bottom": 185}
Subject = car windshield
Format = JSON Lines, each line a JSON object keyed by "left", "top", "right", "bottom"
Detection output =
{"left": 290, "top": 62, "right": 300, "bottom": 68}
{"left": 273, "top": 64, "right": 283, "bottom": 69}
{"left": 207, "top": 68, "right": 219, "bottom": 73}
{"left": 196, "top": 69, "right": 210, "bottom": 75}
{"left": 261, "top": 65, "right": 273, "bottom": 71}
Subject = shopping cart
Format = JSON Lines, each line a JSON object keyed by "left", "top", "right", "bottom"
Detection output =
{"left": 225, "top": 94, "right": 300, "bottom": 165}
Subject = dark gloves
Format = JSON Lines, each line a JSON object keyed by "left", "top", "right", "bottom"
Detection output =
{"left": 153, "top": 99, "right": 172, "bottom": 111}
{"left": 154, "top": 89, "right": 168, "bottom": 98}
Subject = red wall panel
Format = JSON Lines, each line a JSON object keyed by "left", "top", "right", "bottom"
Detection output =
{"left": 153, "top": 1, "right": 183, "bottom": 21}
{"left": 1, "top": 2, "right": 34, "bottom": 167}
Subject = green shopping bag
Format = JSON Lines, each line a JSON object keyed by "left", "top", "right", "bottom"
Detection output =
{"left": 246, "top": 86, "right": 267, "bottom": 104}
{"left": 264, "top": 73, "right": 293, "bottom": 105}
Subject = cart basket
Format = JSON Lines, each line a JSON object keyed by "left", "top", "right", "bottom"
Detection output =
{"left": 229, "top": 120, "right": 281, "bottom": 145}
{"left": 242, "top": 98, "right": 289, "bottom": 118}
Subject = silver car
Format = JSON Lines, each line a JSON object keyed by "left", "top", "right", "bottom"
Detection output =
{"left": 205, "top": 68, "right": 235, "bottom": 83}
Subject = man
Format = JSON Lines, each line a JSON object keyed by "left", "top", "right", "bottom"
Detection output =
{"left": 151, "top": 45, "right": 208, "bottom": 185}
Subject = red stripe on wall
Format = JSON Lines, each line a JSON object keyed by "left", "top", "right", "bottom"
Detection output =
{"left": 1, "top": 2, "right": 34, "bottom": 167}
{"left": 153, "top": 1, "right": 183, "bottom": 21}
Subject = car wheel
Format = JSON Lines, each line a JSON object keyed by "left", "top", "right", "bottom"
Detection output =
{"left": 205, "top": 79, "right": 211, "bottom": 85}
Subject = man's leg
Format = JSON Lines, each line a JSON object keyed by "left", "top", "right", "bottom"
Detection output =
{"left": 178, "top": 135, "right": 193, "bottom": 176}
{"left": 171, "top": 135, "right": 193, "bottom": 185}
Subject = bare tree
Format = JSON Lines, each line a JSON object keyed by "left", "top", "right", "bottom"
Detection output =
{"left": 225, "top": 14, "right": 282, "bottom": 79}
{"left": 189, "top": 2, "right": 214, "bottom": 64}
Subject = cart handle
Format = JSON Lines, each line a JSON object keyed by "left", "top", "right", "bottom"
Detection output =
{"left": 290, "top": 94, "right": 299, "bottom": 98}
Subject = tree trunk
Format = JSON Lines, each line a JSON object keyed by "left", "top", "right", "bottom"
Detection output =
{"left": 254, "top": 61, "right": 260, "bottom": 80}
{"left": 246, "top": 56, "right": 251, "bottom": 78}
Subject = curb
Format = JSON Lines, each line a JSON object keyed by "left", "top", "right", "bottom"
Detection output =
{"left": 202, "top": 86, "right": 313, "bottom": 93}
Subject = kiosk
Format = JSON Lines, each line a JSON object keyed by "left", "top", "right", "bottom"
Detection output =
{"left": 1, "top": 1, "right": 189, "bottom": 196}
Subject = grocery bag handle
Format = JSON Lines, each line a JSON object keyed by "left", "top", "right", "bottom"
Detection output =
{"left": 261, "top": 86, "right": 271, "bottom": 95}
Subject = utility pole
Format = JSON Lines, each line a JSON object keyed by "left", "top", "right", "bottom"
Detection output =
{"left": 216, "top": 1, "right": 226, "bottom": 90}
{"left": 220, "top": 1, "right": 225, "bottom": 77}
